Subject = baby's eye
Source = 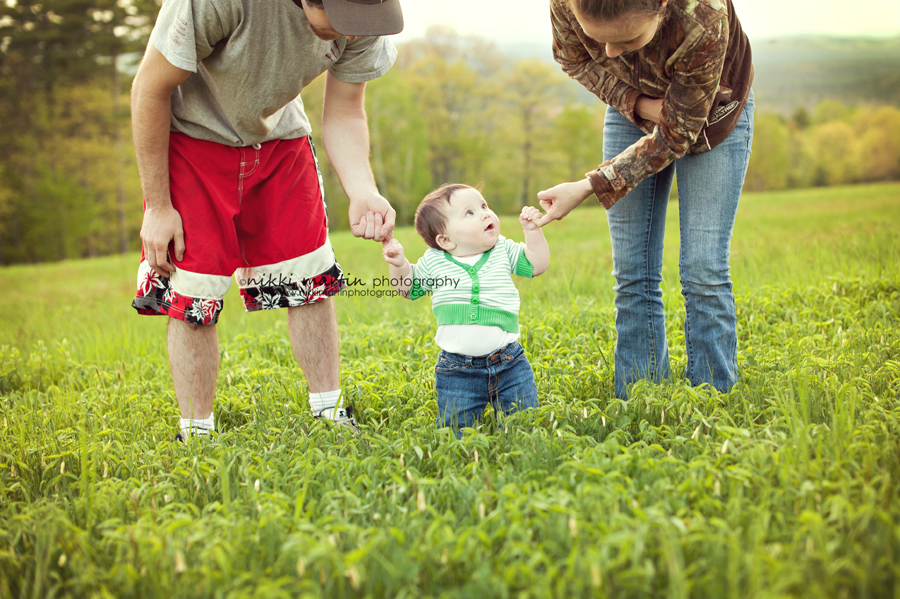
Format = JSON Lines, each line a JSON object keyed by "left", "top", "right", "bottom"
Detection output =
{"left": 466, "top": 210, "right": 474, "bottom": 216}
{"left": 481, "top": 204, "right": 488, "bottom": 210}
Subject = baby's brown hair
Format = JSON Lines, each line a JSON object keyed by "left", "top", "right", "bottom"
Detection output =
{"left": 414, "top": 183, "right": 478, "bottom": 249}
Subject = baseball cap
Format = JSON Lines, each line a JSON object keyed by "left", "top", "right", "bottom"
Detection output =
{"left": 323, "top": 0, "right": 404, "bottom": 36}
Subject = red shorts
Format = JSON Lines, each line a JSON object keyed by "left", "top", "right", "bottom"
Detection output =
{"left": 132, "top": 132, "right": 345, "bottom": 325}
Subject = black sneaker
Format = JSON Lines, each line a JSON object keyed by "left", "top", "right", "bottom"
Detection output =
{"left": 315, "top": 405, "right": 359, "bottom": 434}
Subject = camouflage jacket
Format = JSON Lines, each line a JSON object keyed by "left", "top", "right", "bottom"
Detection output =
{"left": 550, "top": 0, "right": 754, "bottom": 208}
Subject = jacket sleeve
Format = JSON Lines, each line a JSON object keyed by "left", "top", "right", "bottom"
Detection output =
{"left": 550, "top": 1, "right": 643, "bottom": 127}
{"left": 586, "top": 13, "right": 730, "bottom": 209}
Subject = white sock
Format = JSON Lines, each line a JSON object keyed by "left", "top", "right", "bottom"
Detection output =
{"left": 309, "top": 389, "right": 342, "bottom": 419}
{"left": 180, "top": 414, "right": 215, "bottom": 437}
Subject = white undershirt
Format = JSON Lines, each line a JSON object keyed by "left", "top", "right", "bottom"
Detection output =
{"left": 433, "top": 253, "right": 519, "bottom": 356}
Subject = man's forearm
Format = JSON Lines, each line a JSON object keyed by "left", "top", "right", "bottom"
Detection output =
{"left": 321, "top": 108, "right": 379, "bottom": 200}
{"left": 322, "top": 74, "right": 395, "bottom": 240}
{"left": 131, "top": 77, "right": 175, "bottom": 209}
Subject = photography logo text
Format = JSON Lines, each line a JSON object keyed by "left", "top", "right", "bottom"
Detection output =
{"left": 336, "top": 274, "right": 460, "bottom": 298}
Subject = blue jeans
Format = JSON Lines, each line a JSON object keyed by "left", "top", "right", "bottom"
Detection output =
{"left": 435, "top": 341, "right": 539, "bottom": 433}
{"left": 603, "top": 91, "right": 754, "bottom": 398}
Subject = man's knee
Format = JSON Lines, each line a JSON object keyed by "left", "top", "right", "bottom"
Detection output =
{"left": 287, "top": 297, "right": 337, "bottom": 325}
{"left": 168, "top": 316, "right": 214, "bottom": 333}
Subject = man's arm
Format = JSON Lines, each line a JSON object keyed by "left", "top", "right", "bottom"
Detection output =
{"left": 131, "top": 44, "right": 192, "bottom": 278}
{"left": 322, "top": 72, "right": 395, "bottom": 242}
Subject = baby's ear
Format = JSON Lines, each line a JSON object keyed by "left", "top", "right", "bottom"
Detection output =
{"left": 435, "top": 234, "right": 455, "bottom": 252}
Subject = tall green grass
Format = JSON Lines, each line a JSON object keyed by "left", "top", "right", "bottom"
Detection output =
{"left": 0, "top": 182, "right": 898, "bottom": 598}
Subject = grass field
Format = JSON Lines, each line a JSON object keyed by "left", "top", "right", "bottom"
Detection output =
{"left": 1, "top": 182, "right": 899, "bottom": 598}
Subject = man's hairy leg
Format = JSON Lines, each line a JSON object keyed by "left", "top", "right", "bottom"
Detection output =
{"left": 168, "top": 318, "right": 218, "bottom": 419}
{"left": 288, "top": 298, "right": 340, "bottom": 393}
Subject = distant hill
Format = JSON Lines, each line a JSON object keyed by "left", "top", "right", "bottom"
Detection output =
{"left": 495, "top": 35, "right": 900, "bottom": 114}
{"left": 751, "top": 36, "right": 900, "bottom": 114}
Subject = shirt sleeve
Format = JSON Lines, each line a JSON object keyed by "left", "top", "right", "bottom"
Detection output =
{"left": 149, "top": 0, "right": 228, "bottom": 73}
{"left": 550, "top": 1, "right": 644, "bottom": 126}
{"left": 586, "top": 13, "right": 730, "bottom": 209}
{"left": 328, "top": 36, "right": 398, "bottom": 84}
{"left": 503, "top": 238, "right": 534, "bottom": 279}
{"left": 409, "top": 253, "right": 433, "bottom": 301}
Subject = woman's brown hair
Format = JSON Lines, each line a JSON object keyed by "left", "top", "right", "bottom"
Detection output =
{"left": 571, "top": 0, "right": 665, "bottom": 20}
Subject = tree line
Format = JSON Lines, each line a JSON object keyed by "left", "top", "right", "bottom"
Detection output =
{"left": 744, "top": 101, "right": 900, "bottom": 192}
{"left": 1, "top": 3, "right": 897, "bottom": 265}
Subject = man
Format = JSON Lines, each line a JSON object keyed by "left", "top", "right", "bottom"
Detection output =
{"left": 131, "top": 0, "right": 403, "bottom": 440}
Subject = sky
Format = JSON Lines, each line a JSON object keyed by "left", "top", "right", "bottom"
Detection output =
{"left": 392, "top": 0, "right": 900, "bottom": 46}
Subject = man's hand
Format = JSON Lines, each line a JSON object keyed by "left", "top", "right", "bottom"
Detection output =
{"left": 520, "top": 206, "right": 544, "bottom": 231}
{"left": 382, "top": 238, "right": 406, "bottom": 267}
{"left": 536, "top": 179, "right": 594, "bottom": 226}
{"left": 140, "top": 205, "right": 185, "bottom": 278}
{"left": 349, "top": 193, "right": 395, "bottom": 241}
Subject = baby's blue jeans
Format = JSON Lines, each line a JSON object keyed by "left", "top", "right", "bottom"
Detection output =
{"left": 435, "top": 341, "right": 539, "bottom": 434}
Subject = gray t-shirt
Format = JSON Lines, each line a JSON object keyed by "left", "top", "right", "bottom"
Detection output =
{"left": 150, "top": 0, "right": 397, "bottom": 147}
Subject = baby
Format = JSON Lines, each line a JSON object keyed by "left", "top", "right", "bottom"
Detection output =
{"left": 382, "top": 183, "right": 549, "bottom": 434}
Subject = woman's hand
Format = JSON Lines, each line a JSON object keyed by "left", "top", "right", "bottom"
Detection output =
{"left": 536, "top": 179, "right": 595, "bottom": 226}
{"left": 635, "top": 95, "right": 664, "bottom": 124}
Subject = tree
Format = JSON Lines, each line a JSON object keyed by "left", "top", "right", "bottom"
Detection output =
{"left": 551, "top": 103, "right": 605, "bottom": 184}
{"left": 501, "top": 59, "right": 573, "bottom": 208}
{"left": 0, "top": 0, "right": 155, "bottom": 264}
{"left": 365, "top": 70, "right": 432, "bottom": 226}
{"left": 745, "top": 114, "right": 790, "bottom": 191}
{"left": 852, "top": 106, "right": 900, "bottom": 182}
{"left": 810, "top": 121, "right": 861, "bottom": 186}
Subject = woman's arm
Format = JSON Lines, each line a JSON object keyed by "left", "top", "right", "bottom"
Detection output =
{"left": 585, "top": 26, "right": 728, "bottom": 209}
{"left": 550, "top": 0, "right": 647, "bottom": 127}
{"left": 635, "top": 96, "right": 664, "bottom": 124}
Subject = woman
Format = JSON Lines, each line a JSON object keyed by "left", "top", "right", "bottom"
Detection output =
{"left": 538, "top": 0, "right": 754, "bottom": 398}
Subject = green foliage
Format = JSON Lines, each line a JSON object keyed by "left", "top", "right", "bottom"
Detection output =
{"left": 745, "top": 114, "right": 790, "bottom": 191}
{"left": 0, "top": 0, "right": 153, "bottom": 265}
{"left": 0, "top": 183, "right": 899, "bottom": 596}
{"left": 0, "top": 82, "right": 141, "bottom": 263}
{"left": 745, "top": 102, "right": 900, "bottom": 193}
{"left": 553, "top": 104, "right": 605, "bottom": 183}
{"left": 1, "top": 10, "right": 898, "bottom": 267}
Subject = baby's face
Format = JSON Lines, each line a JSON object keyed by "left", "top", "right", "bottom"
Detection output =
{"left": 438, "top": 188, "right": 501, "bottom": 257}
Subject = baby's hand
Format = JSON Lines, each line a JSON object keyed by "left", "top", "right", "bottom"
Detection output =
{"left": 382, "top": 238, "right": 407, "bottom": 267}
{"left": 520, "top": 206, "right": 544, "bottom": 231}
